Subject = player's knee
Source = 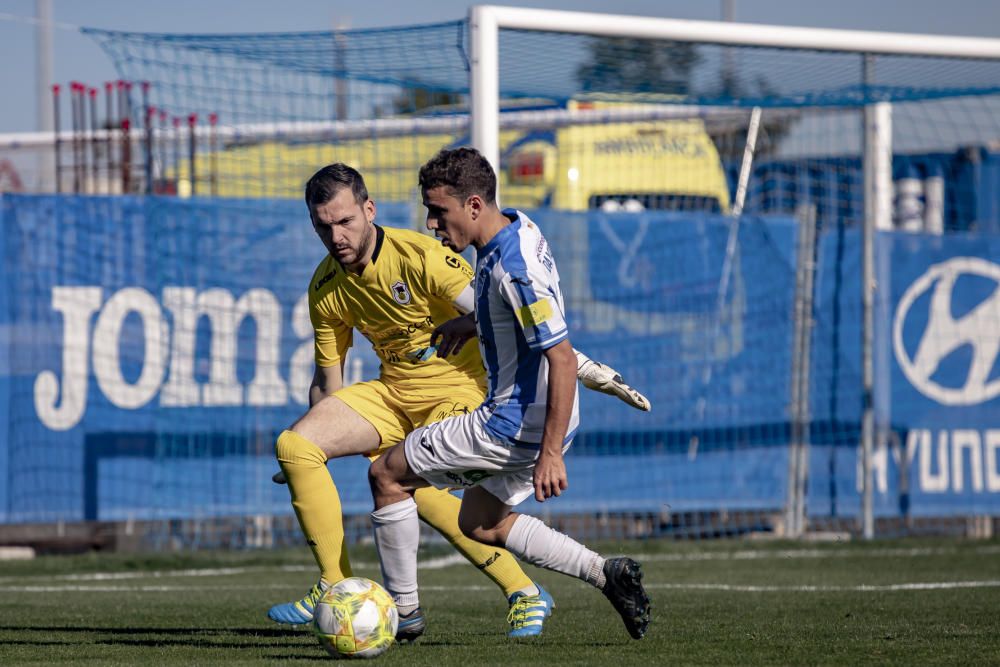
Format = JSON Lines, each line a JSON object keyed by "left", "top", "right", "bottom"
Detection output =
{"left": 275, "top": 429, "right": 326, "bottom": 467}
{"left": 367, "top": 456, "right": 395, "bottom": 501}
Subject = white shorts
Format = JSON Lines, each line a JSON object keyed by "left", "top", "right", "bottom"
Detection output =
{"left": 403, "top": 406, "right": 570, "bottom": 506}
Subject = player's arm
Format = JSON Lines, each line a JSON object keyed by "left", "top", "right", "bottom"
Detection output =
{"left": 495, "top": 268, "right": 574, "bottom": 500}
{"left": 534, "top": 339, "right": 577, "bottom": 502}
{"left": 423, "top": 284, "right": 477, "bottom": 358}
{"left": 309, "top": 362, "right": 344, "bottom": 407}
{"left": 419, "top": 246, "right": 478, "bottom": 359}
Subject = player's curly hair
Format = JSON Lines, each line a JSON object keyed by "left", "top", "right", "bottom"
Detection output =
{"left": 305, "top": 163, "right": 369, "bottom": 209}
{"left": 418, "top": 147, "right": 496, "bottom": 204}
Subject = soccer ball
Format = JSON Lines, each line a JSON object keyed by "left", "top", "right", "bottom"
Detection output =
{"left": 312, "top": 577, "right": 398, "bottom": 659}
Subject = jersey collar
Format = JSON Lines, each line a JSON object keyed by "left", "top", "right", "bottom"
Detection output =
{"left": 369, "top": 224, "right": 385, "bottom": 264}
{"left": 478, "top": 209, "right": 520, "bottom": 255}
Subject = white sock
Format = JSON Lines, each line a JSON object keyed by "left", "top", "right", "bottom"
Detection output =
{"left": 504, "top": 514, "right": 606, "bottom": 589}
{"left": 371, "top": 497, "right": 420, "bottom": 609}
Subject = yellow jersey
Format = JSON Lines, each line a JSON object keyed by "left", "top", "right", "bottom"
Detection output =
{"left": 309, "top": 225, "right": 485, "bottom": 385}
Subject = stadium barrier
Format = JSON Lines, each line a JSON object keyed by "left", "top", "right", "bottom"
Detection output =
{"left": 2, "top": 194, "right": 999, "bottom": 549}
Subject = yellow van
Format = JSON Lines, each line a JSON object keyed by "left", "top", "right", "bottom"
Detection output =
{"left": 177, "top": 99, "right": 730, "bottom": 212}
{"left": 501, "top": 99, "right": 730, "bottom": 212}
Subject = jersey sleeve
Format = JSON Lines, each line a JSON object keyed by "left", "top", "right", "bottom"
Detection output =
{"left": 425, "top": 244, "right": 475, "bottom": 303}
{"left": 498, "top": 267, "right": 568, "bottom": 351}
{"left": 310, "top": 298, "right": 353, "bottom": 368}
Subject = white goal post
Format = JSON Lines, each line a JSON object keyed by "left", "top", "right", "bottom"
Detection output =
{"left": 467, "top": 5, "right": 1000, "bottom": 540}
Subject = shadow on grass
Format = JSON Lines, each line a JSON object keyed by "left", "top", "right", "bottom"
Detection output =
{"left": 92, "top": 638, "right": 301, "bottom": 649}
{"left": 0, "top": 625, "right": 303, "bottom": 638}
{"left": 2, "top": 624, "right": 626, "bottom": 653}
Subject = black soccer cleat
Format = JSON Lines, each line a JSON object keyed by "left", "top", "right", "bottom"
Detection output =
{"left": 601, "top": 557, "right": 651, "bottom": 639}
{"left": 395, "top": 606, "right": 426, "bottom": 644}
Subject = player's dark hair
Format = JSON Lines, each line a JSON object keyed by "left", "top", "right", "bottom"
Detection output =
{"left": 418, "top": 147, "right": 496, "bottom": 204}
{"left": 304, "top": 163, "right": 369, "bottom": 209}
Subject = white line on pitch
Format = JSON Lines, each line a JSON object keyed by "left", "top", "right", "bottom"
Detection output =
{"left": 0, "top": 554, "right": 464, "bottom": 585}
{"left": 0, "top": 584, "right": 492, "bottom": 593}
{"left": 2, "top": 544, "right": 996, "bottom": 585}
{"left": 2, "top": 581, "right": 997, "bottom": 594}
{"left": 635, "top": 544, "right": 1000, "bottom": 562}
{"left": 646, "top": 580, "right": 1000, "bottom": 592}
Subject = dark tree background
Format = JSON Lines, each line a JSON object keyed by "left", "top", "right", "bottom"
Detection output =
{"left": 575, "top": 37, "right": 702, "bottom": 95}
{"left": 574, "top": 37, "right": 794, "bottom": 160}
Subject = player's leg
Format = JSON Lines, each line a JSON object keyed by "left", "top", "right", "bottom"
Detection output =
{"left": 413, "top": 393, "right": 541, "bottom": 604}
{"left": 281, "top": 396, "right": 380, "bottom": 576}
{"left": 371, "top": 410, "right": 558, "bottom": 638}
{"left": 448, "top": 490, "right": 552, "bottom": 637}
{"left": 268, "top": 384, "right": 402, "bottom": 625}
{"left": 368, "top": 440, "right": 429, "bottom": 628}
{"left": 411, "top": 486, "right": 554, "bottom": 630}
{"left": 462, "top": 482, "right": 651, "bottom": 640}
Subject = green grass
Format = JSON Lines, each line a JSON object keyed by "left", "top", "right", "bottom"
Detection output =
{"left": 1, "top": 537, "right": 999, "bottom": 665}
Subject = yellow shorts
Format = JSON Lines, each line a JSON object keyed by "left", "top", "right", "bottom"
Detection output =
{"left": 333, "top": 376, "right": 486, "bottom": 458}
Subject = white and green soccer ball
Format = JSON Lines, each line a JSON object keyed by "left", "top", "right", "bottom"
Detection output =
{"left": 312, "top": 577, "right": 398, "bottom": 659}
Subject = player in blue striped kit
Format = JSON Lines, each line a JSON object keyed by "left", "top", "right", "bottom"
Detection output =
{"left": 368, "top": 147, "right": 651, "bottom": 640}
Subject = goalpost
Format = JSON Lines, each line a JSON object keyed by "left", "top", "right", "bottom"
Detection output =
{"left": 468, "top": 6, "right": 1000, "bottom": 539}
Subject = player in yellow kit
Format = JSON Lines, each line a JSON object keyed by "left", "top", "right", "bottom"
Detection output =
{"left": 267, "top": 163, "right": 649, "bottom": 640}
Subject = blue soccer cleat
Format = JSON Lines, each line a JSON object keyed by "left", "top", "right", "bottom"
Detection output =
{"left": 267, "top": 581, "right": 328, "bottom": 625}
{"left": 506, "top": 583, "right": 555, "bottom": 638}
{"left": 395, "top": 606, "right": 426, "bottom": 643}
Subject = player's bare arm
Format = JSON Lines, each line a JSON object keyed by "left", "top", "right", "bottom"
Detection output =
{"left": 534, "top": 339, "right": 577, "bottom": 502}
{"left": 310, "top": 363, "right": 344, "bottom": 407}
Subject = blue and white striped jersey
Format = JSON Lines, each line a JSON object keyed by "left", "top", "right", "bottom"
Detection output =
{"left": 474, "top": 209, "right": 580, "bottom": 446}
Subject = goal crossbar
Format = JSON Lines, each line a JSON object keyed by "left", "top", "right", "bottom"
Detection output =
{"left": 469, "top": 4, "right": 1000, "bottom": 171}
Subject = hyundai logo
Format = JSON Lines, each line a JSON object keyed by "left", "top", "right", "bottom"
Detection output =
{"left": 893, "top": 257, "right": 1000, "bottom": 406}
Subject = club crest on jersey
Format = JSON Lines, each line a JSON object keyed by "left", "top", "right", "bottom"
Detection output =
{"left": 390, "top": 280, "right": 412, "bottom": 305}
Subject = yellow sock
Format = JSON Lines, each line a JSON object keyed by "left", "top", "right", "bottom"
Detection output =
{"left": 413, "top": 486, "right": 532, "bottom": 598}
{"left": 276, "top": 430, "right": 352, "bottom": 583}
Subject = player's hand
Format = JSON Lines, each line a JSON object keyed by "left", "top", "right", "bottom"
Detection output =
{"left": 577, "top": 359, "right": 651, "bottom": 412}
{"left": 430, "top": 313, "right": 477, "bottom": 357}
{"left": 533, "top": 452, "right": 568, "bottom": 502}
{"left": 272, "top": 470, "right": 287, "bottom": 484}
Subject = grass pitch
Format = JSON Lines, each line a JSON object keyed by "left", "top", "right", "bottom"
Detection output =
{"left": 1, "top": 537, "right": 998, "bottom": 665}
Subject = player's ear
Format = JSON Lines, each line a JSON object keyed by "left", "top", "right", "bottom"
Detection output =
{"left": 365, "top": 198, "right": 376, "bottom": 223}
{"left": 467, "top": 194, "right": 483, "bottom": 220}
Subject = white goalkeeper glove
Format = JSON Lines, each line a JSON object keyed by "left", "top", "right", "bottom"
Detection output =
{"left": 575, "top": 353, "right": 651, "bottom": 412}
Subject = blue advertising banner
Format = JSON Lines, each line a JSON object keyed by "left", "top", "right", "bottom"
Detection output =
{"left": 1, "top": 196, "right": 388, "bottom": 521}
{"left": 1, "top": 195, "right": 800, "bottom": 522}
{"left": 809, "top": 229, "right": 1000, "bottom": 519}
